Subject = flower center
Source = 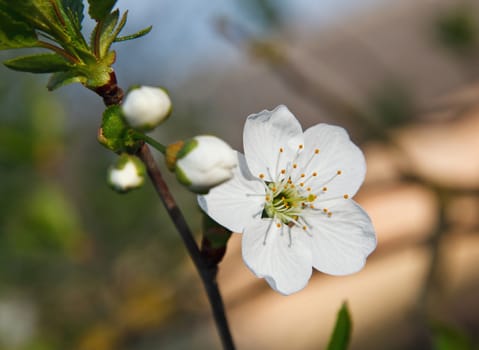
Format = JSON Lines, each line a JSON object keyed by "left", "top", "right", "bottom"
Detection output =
{"left": 263, "top": 181, "right": 311, "bottom": 224}
{"left": 257, "top": 145, "right": 349, "bottom": 231}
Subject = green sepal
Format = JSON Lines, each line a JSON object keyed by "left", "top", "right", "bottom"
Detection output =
{"left": 327, "top": 302, "right": 352, "bottom": 350}
{"left": 0, "top": 8, "right": 38, "bottom": 49}
{"left": 115, "top": 25, "right": 152, "bottom": 42}
{"left": 4, "top": 53, "right": 72, "bottom": 73}
{"left": 99, "top": 105, "right": 128, "bottom": 152}
{"left": 176, "top": 138, "right": 198, "bottom": 160}
{"left": 99, "top": 105, "right": 141, "bottom": 153}
{"left": 47, "top": 70, "right": 86, "bottom": 91}
{"left": 174, "top": 166, "right": 192, "bottom": 187}
{"left": 88, "top": 0, "right": 117, "bottom": 21}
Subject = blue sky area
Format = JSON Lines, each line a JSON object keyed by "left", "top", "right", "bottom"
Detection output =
{"left": 112, "top": 0, "right": 388, "bottom": 85}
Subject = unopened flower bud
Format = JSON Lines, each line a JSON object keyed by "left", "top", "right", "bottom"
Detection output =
{"left": 108, "top": 154, "right": 145, "bottom": 192}
{"left": 122, "top": 86, "right": 172, "bottom": 131}
{"left": 166, "top": 135, "right": 237, "bottom": 194}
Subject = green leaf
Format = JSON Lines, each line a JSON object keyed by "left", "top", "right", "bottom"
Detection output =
{"left": 115, "top": 25, "right": 152, "bottom": 42}
{"left": 0, "top": 0, "right": 71, "bottom": 46}
{"left": 327, "top": 302, "right": 352, "bottom": 350}
{"left": 61, "top": 0, "right": 84, "bottom": 27}
{"left": 4, "top": 53, "right": 72, "bottom": 73}
{"left": 57, "top": 0, "right": 86, "bottom": 45}
{"left": 0, "top": 9, "right": 38, "bottom": 49}
{"left": 47, "top": 70, "right": 86, "bottom": 91}
{"left": 88, "top": 0, "right": 117, "bottom": 21}
{"left": 96, "top": 9, "right": 119, "bottom": 57}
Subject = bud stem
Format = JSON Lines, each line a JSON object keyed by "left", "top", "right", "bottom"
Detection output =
{"left": 131, "top": 131, "right": 166, "bottom": 154}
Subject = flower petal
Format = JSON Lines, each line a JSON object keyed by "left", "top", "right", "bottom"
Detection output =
{"left": 299, "top": 124, "right": 366, "bottom": 199}
{"left": 198, "top": 152, "right": 265, "bottom": 233}
{"left": 242, "top": 219, "right": 313, "bottom": 295}
{"left": 243, "top": 105, "right": 304, "bottom": 181}
{"left": 305, "top": 199, "right": 376, "bottom": 275}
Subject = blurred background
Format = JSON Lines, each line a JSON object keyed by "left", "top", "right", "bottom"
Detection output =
{"left": 1, "top": 0, "right": 479, "bottom": 349}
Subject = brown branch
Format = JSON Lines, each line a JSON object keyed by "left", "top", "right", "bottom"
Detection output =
{"left": 136, "top": 144, "right": 235, "bottom": 350}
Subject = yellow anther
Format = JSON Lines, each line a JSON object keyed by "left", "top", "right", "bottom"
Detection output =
{"left": 322, "top": 186, "right": 328, "bottom": 192}
{"left": 323, "top": 208, "right": 328, "bottom": 213}
{"left": 309, "top": 204, "right": 315, "bottom": 209}
{"left": 343, "top": 194, "right": 349, "bottom": 199}
{"left": 265, "top": 195, "right": 271, "bottom": 201}
{"left": 301, "top": 173, "right": 305, "bottom": 178}
{"left": 259, "top": 173, "right": 265, "bottom": 179}
{"left": 279, "top": 147, "right": 284, "bottom": 153}
{"left": 314, "top": 149, "right": 320, "bottom": 154}
{"left": 281, "top": 169, "right": 286, "bottom": 174}
{"left": 276, "top": 223, "right": 281, "bottom": 228}
{"left": 327, "top": 212, "right": 333, "bottom": 217}
{"left": 307, "top": 187, "right": 311, "bottom": 191}
{"left": 298, "top": 144, "right": 304, "bottom": 149}
{"left": 300, "top": 183, "right": 304, "bottom": 187}
{"left": 312, "top": 172, "right": 317, "bottom": 176}
{"left": 293, "top": 164, "right": 298, "bottom": 169}
{"left": 337, "top": 170, "right": 342, "bottom": 175}
{"left": 302, "top": 226, "right": 307, "bottom": 230}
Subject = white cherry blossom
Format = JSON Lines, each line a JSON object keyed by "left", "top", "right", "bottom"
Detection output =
{"left": 198, "top": 105, "right": 376, "bottom": 295}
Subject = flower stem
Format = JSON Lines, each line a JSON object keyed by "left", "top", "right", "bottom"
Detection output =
{"left": 133, "top": 132, "right": 167, "bottom": 154}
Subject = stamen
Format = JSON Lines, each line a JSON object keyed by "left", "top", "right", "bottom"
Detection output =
{"left": 262, "top": 219, "right": 274, "bottom": 245}
{"left": 343, "top": 194, "right": 349, "bottom": 199}
{"left": 259, "top": 173, "right": 265, "bottom": 179}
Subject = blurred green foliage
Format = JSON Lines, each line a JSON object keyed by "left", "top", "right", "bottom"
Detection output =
{"left": 435, "top": 5, "right": 478, "bottom": 55}
{"left": 0, "top": 69, "right": 206, "bottom": 349}
{"left": 432, "top": 322, "right": 474, "bottom": 350}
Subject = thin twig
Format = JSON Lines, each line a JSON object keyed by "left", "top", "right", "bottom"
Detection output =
{"left": 136, "top": 144, "right": 235, "bottom": 350}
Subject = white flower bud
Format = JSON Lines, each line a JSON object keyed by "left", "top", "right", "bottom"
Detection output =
{"left": 122, "top": 86, "right": 172, "bottom": 131}
{"left": 108, "top": 154, "right": 145, "bottom": 192}
{"left": 168, "top": 136, "right": 237, "bottom": 194}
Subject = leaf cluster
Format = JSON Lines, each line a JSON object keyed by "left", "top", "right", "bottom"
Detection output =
{"left": 0, "top": 0, "right": 151, "bottom": 90}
